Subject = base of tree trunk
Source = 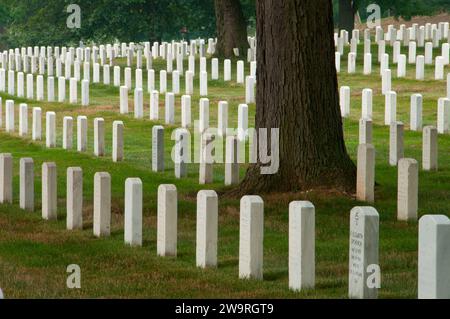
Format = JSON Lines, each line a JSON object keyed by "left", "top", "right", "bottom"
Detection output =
{"left": 228, "top": 161, "right": 356, "bottom": 198}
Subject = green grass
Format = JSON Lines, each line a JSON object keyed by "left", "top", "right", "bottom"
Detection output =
{"left": 0, "top": 43, "right": 449, "bottom": 299}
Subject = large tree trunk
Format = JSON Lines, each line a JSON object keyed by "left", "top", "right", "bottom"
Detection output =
{"left": 339, "top": 0, "right": 356, "bottom": 33}
{"left": 237, "top": 0, "right": 356, "bottom": 195}
{"left": 214, "top": 0, "right": 249, "bottom": 58}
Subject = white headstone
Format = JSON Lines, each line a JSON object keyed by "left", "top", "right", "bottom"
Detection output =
{"left": 397, "top": 158, "right": 419, "bottom": 222}
{"left": 157, "top": 184, "right": 177, "bottom": 257}
{"left": 45, "top": 112, "right": 56, "bottom": 148}
{"left": 42, "top": 162, "right": 57, "bottom": 220}
{"left": 63, "top": 116, "right": 73, "bottom": 150}
{"left": 20, "top": 158, "right": 34, "bottom": 212}
{"left": 422, "top": 126, "right": 438, "bottom": 171}
{"left": 124, "top": 178, "right": 143, "bottom": 247}
{"left": 196, "top": 190, "right": 218, "bottom": 268}
{"left": 0, "top": 153, "right": 13, "bottom": 204}
{"left": 418, "top": 215, "right": 450, "bottom": 299}
{"left": 239, "top": 196, "right": 264, "bottom": 280}
{"left": 348, "top": 206, "right": 379, "bottom": 299}
{"left": 289, "top": 201, "right": 315, "bottom": 291}
{"left": 94, "top": 118, "right": 105, "bottom": 157}
{"left": 389, "top": 121, "right": 404, "bottom": 166}
{"left": 93, "top": 172, "right": 111, "bottom": 237}
{"left": 410, "top": 94, "right": 423, "bottom": 131}
{"left": 356, "top": 144, "right": 375, "bottom": 203}
{"left": 32, "top": 107, "right": 42, "bottom": 141}
{"left": 67, "top": 167, "right": 83, "bottom": 230}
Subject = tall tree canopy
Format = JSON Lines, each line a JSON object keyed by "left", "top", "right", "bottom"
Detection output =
{"left": 0, "top": 0, "right": 217, "bottom": 48}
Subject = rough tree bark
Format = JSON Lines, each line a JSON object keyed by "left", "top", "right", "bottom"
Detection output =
{"left": 236, "top": 0, "right": 356, "bottom": 195}
{"left": 339, "top": 0, "right": 356, "bottom": 33}
{"left": 214, "top": 0, "right": 249, "bottom": 58}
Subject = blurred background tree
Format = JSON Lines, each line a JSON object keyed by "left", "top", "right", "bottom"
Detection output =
{"left": 0, "top": 0, "right": 255, "bottom": 49}
{"left": 1, "top": 0, "right": 449, "bottom": 50}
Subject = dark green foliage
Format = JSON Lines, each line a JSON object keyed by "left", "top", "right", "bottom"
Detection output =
{"left": 0, "top": 0, "right": 224, "bottom": 48}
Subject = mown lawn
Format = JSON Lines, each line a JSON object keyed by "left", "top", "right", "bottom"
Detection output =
{"left": 0, "top": 42, "right": 449, "bottom": 298}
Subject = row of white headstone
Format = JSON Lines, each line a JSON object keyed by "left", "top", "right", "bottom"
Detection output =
{"left": 1, "top": 53, "right": 257, "bottom": 86}
{"left": 335, "top": 22, "right": 450, "bottom": 51}
{"left": 0, "top": 97, "right": 247, "bottom": 185}
{"left": 0, "top": 35, "right": 257, "bottom": 77}
{"left": 0, "top": 71, "right": 89, "bottom": 105}
{"left": 339, "top": 86, "right": 450, "bottom": 134}
{"left": 336, "top": 43, "right": 450, "bottom": 81}
{"left": 0, "top": 153, "right": 448, "bottom": 298}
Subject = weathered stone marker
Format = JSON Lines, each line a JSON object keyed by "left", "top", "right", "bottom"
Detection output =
{"left": 422, "top": 126, "right": 438, "bottom": 171}
{"left": 348, "top": 206, "right": 379, "bottom": 299}
{"left": 94, "top": 118, "right": 105, "bottom": 157}
{"left": 134, "top": 88, "right": 144, "bottom": 119}
{"left": 0, "top": 153, "right": 13, "bottom": 204}
{"left": 397, "top": 158, "right": 419, "bottom": 222}
{"left": 77, "top": 116, "right": 88, "bottom": 152}
{"left": 340, "top": 86, "right": 350, "bottom": 117}
{"left": 225, "top": 135, "right": 239, "bottom": 186}
{"left": 19, "top": 103, "right": 28, "bottom": 136}
{"left": 239, "top": 195, "right": 264, "bottom": 280}
{"left": 437, "top": 97, "right": 450, "bottom": 134}
{"left": 356, "top": 144, "right": 375, "bottom": 203}
{"left": 125, "top": 178, "right": 143, "bottom": 247}
{"left": 20, "top": 158, "right": 34, "bottom": 212}
{"left": 32, "top": 107, "right": 42, "bottom": 141}
{"left": 45, "top": 112, "right": 56, "bottom": 148}
{"left": 199, "top": 133, "right": 214, "bottom": 184}
{"left": 181, "top": 95, "right": 191, "bottom": 128}
{"left": 152, "top": 126, "right": 164, "bottom": 172}
{"left": 42, "top": 162, "right": 57, "bottom": 220}
{"left": 120, "top": 86, "right": 129, "bottom": 114}
{"left": 112, "top": 121, "right": 124, "bottom": 162}
{"left": 385, "top": 91, "right": 397, "bottom": 125}
{"left": 157, "top": 184, "right": 177, "bottom": 257}
{"left": 67, "top": 167, "right": 83, "bottom": 230}
{"left": 362, "top": 89, "right": 373, "bottom": 119}
{"left": 165, "top": 92, "right": 175, "bottom": 124}
{"left": 289, "top": 201, "right": 315, "bottom": 291}
{"left": 410, "top": 94, "right": 423, "bottom": 131}
{"left": 196, "top": 190, "right": 218, "bottom": 268}
{"left": 418, "top": 215, "right": 450, "bottom": 299}
{"left": 5, "top": 100, "right": 14, "bottom": 133}
{"left": 359, "top": 118, "right": 372, "bottom": 145}
{"left": 174, "top": 128, "right": 189, "bottom": 178}
{"left": 63, "top": 116, "right": 73, "bottom": 150}
{"left": 93, "top": 172, "right": 111, "bottom": 237}
{"left": 389, "top": 121, "right": 404, "bottom": 166}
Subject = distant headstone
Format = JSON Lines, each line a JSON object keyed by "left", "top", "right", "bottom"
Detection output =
{"left": 152, "top": 126, "right": 164, "bottom": 172}
{"left": 125, "top": 178, "right": 143, "bottom": 247}
{"left": 397, "top": 158, "right": 419, "bottom": 222}
{"left": 42, "top": 162, "right": 57, "bottom": 220}
{"left": 67, "top": 167, "right": 83, "bottom": 230}
{"left": 356, "top": 144, "right": 375, "bottom": 203}
{"left": 422, "top": 126, "right": 438, "bottom": 171}
{"left": 93, "top": 172, "right": 111, "bottom": 237}
{"left": 19, "top": 158, "right": 34, "bottom": 212}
